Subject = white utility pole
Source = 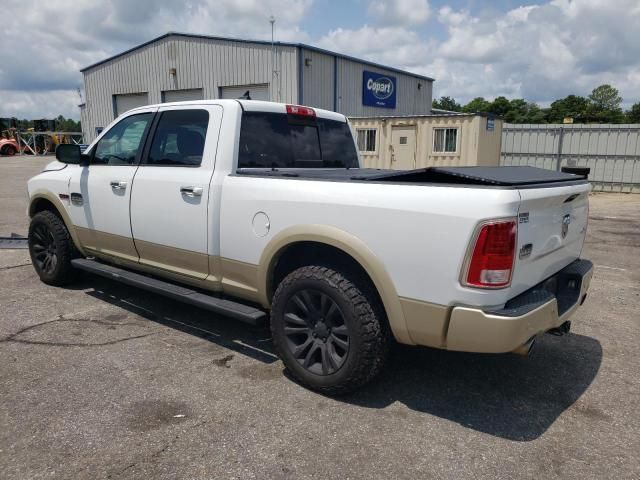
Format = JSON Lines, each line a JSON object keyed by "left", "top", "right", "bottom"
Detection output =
{"left": 269, "top": 16, "right": 280, "bottom": 102}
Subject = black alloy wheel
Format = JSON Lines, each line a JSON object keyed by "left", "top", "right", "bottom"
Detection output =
{"left": 28, "top": 210, "right": 78, "bottom": 285}
{"left": 270, "top": 265, "right": 389, "bottom": 395}
{"left": 283, "top": 288, "right": 350, "bottom": 375}
{"left": 30, "top": 222, "right": 58, "bottom": 275}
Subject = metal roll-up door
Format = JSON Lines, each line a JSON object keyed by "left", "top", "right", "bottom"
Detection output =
{"left": 220, "top": 84, "right": 270, "bottom": 101}
{"left": 114, "top": 93, "right": 149, "bottom": 116}
{"left": 162, "top": 88, "right": 204, "bottom": 103}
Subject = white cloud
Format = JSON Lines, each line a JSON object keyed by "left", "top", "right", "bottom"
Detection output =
{"left": 368, "top": 0, "right": 430, "bottom": 26}
{"left": 321, "top": 0, "right": 640, "bottom": 106}
{"left": 432, "top": 0, "right": 640, "bottom": 103}
{"left": 0, "top": 90, "right": 83, "bottom": 121}
{"left": 318, "top": 25, "right": 432, "bottom": 68}
{"left": 0, "top": 0, "right": 312, "bottom": 119}
{"left": 1, "top": 0, "right": 640, "bottom": 120}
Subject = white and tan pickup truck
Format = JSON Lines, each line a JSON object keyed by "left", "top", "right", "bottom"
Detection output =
{"left": 27, "top": 100, "right": 593, "bottom": 394}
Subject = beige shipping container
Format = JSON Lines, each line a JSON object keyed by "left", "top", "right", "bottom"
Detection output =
{"left": 349, "top": 113, "right": 503, "bottom": 170}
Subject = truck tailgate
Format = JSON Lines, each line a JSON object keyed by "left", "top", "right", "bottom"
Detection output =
{"left": 510, "top": 183, "right": 591, "bottom": 297}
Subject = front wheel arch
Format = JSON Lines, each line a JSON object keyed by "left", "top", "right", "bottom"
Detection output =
{"left": 28, "top": 193, "right": 86, "bottom": 256}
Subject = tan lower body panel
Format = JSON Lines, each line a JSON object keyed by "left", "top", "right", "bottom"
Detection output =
{"left": 76, "top": 227, "right": 138, "bottom": 263}
{"left": 446, "top": 265, "right": 593, "bottom": 353}
{"left": 399, "top": 297, "right": 451, "bottom": 347}
{"left": 219, "top": 257, "right": 261, "bottom": 303}
{"left": 135, "top": 238, "right": 209, "bottom": 279}
{"left": 445, "top": 300, "right": 561, "bottom": 353}
{"left": 76, "top": 228, "right": 222, "bottom": 291}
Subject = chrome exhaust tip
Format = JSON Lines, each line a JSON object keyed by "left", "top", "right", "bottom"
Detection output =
{"left": 512, "top": 338, "right": 536, "bottom": 356}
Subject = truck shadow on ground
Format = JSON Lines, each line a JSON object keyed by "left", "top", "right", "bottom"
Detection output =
{"left": 77, "top": 275, "right": 602, "bottom": 442}
{"left": 345, "top": 334, "right": 603, "bottom": 441}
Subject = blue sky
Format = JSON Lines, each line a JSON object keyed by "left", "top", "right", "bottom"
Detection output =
{"left": 302, "top": 0, "right": 538, "bottom": 37}
{"left": 1, "top": 0, "right": 639, "bottom": 119}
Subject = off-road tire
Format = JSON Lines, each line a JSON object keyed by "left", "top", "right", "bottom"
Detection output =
{"left": 271, "top": 265, "right": 389, "bottom": 395}
{"left": 28, "top": 210, "right": 78, "bottom": 286}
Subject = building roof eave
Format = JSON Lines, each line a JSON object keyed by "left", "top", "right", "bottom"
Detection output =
{"left": 79, "top": 32, "right": 435, "bottom": 82}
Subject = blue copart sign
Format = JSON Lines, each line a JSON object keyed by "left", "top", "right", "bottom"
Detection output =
{"left": 362, "top": 71, "right": 397, "bottom": 108}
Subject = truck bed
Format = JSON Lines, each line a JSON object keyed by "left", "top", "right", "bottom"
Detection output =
{"left": 235, "top": 166, "right": 589, "bottom": 188}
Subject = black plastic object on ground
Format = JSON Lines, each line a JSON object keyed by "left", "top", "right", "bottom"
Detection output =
{"left": 0, "top": 234, "right": 28, "bottom": 249}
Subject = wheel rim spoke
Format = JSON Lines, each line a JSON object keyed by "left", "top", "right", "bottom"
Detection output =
{"left": 284, "top": 326, "right": 309, "bottom": 336}
{"left": 292, "top": 294, "right": 310, "bottom": 316}
{"left": 332, "top": 324, "right": 348, "bottom": 336}
{"left": 326, "top": 342, "right": 340, "bottom": 371}
{"left": 330, "top": 333, "right": 349, "bottom": 352}
{"left": 283, "top": 287, "right": 350, "bottom": 376}
{"left": 325, "top": 301, "right": 339, "bottom": 322}
{"left": 292, "top": 337, "right": 313, "bottom": 359}
{"left": 33, "top": 229, "right": 45, "bottom": 244}
{"left": 320, "top": 344, "right": 334, "bottom": 374}
{"left": 284, "top": 312, "right": 307, "bottom": 327}
{"left": 303, "top": 343, "right": 320, "bottom": 368}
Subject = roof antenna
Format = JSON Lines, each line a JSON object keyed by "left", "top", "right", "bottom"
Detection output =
{"left": 239, "top": 90, "right": 251, "bottom": 100}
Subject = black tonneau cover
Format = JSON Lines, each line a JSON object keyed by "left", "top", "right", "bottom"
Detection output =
{"left": 236, "top": 166, "right": 588, "bottom": 188}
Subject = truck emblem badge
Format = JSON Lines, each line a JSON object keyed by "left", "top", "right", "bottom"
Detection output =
{"left": 519, "top": 243, "right": 533, "bottom": 259}
{"left": 561, "top": 214, "right": 571, "bottom": 239}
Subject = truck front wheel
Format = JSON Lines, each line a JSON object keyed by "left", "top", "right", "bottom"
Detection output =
{"left": 270, "top": 265, "right": 389, "bottom": 395}
{"left": 28, "top": 210, "right": 78, "bottom": 286}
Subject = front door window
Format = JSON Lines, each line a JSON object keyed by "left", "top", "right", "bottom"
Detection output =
{"left": 93, "top": 113, "right": 153, "bottom": 165}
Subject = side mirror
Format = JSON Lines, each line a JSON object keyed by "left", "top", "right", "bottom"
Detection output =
{"left": 55, "top": 144, "right": 90, "bottom": 166}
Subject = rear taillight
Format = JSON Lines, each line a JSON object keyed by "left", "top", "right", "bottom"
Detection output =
{"left": 286, "top": 104, "right": 316, "bottom": 117}
{"left": 463, "top": 219, "right": 517, "bottom": 288}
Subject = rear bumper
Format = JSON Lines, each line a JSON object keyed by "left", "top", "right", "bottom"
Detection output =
{"left": 445, "top": 259, "right": 593, "bottom": 353}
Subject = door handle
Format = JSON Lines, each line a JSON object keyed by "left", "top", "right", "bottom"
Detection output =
{"left": 180, "top": 186, "right": 203, "bottom": 197}
{"left": 110, "top": 181, "right": 127, "bottom": 190}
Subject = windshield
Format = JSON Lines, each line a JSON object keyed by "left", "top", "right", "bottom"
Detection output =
{"left": 238, "top": 111, "right": 359, "bottom": 169}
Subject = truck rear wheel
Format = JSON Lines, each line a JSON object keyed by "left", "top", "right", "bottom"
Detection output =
{"left": 28, "top": 210, "right": 78, "bottom": 286}
{"left": 271, "top": 265, "right": 389, "bottom": 395}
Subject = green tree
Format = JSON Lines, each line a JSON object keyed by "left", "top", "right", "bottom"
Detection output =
{"left": 488, "top": 96, "right": 511, "bottom": 117}
{"left": 55, "top": 115, "right": 81, "bottom": 132}
{"left": 627, "top": 102, "right": 640, "bottom": 123}
{"left": 462, "top": 97, "right": 492, "bottom": 113}
{"left": 587, "top": 84, "right": 624, "bottom": 123}
{"left": 548, "top": 95, "right": 590, "bottom": 123}
{"left": 589, "top": 84, "right": 622, "bottom": 111}
{"left": 502, "top": 99, "right": 547, "bottom": 123}
{"left": 432, "top": 96, "right": 461, "bottom": 112}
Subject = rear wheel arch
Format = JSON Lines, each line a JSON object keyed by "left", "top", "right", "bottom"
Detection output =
{"left": 258, "top": 226, "right": 413, "bottom": 345}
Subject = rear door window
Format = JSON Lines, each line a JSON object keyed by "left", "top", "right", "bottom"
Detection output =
{"left": 238, "top": 112, "right": 358, "bottom": 169}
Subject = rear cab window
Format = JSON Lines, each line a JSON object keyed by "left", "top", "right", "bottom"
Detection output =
{"left": 238, "top": 111, "right": 358, "bottom": 169}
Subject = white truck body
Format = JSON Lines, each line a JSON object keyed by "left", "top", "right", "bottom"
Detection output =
{"left": 28, "top": 100, "right": 593, "bottom": 388}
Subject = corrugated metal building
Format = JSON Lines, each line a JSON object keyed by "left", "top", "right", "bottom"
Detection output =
{"left": 79, "top": 32, "right": 434, "bottom": 142}
{"left": 350, "top": 113, "right": 503, "bottom": 170}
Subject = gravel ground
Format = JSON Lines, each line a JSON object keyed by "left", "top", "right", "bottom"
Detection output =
{"left": 0, "top": 156, "right": 638, "bottom": 479}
